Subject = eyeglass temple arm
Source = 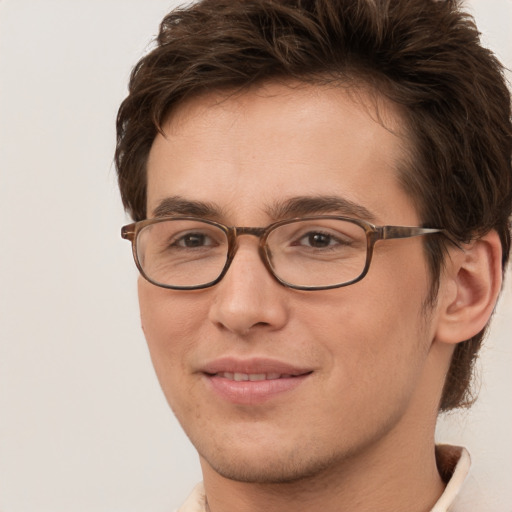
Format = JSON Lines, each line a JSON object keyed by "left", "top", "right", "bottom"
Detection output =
{"left": 121, "top": 224, "right": 136, "bottom": 241}
{"left": 381, "top": 226, "right": 463, "bottom": 248}
{"left": 381, "top": 226, "right": 441, "bottom": 239}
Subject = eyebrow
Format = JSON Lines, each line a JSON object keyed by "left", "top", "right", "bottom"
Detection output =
{"left": 267, "top": 195, "right": 377, "bottom": 222}
{"left": 151, "top": 195, "right": 376, "bottom": 223}
{"left": 152, "top": 196, "right": 224, "bottom": 219}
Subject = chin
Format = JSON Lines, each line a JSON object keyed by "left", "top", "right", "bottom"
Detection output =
{"left": 199, "top": 442, "right": 341, "bottom": 484}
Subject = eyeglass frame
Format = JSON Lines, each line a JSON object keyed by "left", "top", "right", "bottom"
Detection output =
{"left": 121, "top": 215, "right": 456, "bottom": 291}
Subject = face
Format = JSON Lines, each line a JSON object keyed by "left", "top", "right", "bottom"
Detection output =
{"left": 140, "top": 82, "right": 444, "bottom": 484}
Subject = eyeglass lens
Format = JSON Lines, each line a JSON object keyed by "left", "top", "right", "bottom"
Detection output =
{"left": 135, "top": 218, "right": 369, "bottom": 289}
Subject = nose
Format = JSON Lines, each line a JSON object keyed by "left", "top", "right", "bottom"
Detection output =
{"left": 208, "top": 239, "right": 289, "bottom": 336}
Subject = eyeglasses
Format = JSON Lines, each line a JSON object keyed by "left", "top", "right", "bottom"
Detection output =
{"left": 121, "top": 216, "right": 450, "bottom": 291}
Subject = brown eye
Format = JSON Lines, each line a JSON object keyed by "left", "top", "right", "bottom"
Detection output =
{"left": 305, "top": 232, "right": 333, "bottom": 248}
{"left": 175, "top": 232, "right": 212, "bottom": 248}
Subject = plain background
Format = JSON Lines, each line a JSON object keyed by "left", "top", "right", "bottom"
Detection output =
{"left": 0, "top": 1, "right": 511, "bottom": 510}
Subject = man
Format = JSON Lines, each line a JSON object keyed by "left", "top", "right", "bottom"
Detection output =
{"left": 115, "top": 1, "right": 512, "bottom": 510}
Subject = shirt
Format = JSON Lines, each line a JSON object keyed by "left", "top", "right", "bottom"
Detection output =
{"left": 177, "top": 445, "right": 471, "bottom": 512}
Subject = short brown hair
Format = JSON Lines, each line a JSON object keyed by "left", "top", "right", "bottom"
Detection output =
{"left": 115, "top": 0, "right": 512, "bottom": 411}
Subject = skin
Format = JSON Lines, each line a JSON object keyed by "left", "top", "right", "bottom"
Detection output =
{"left": 138, "top": 82, "right": 498, "bottom": 511}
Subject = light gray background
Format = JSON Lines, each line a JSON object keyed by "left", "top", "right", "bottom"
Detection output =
{"left": 0, "top": 1, "right": 510, "bottom": 510}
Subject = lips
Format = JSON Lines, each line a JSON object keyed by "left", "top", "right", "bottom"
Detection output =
{"left": 215, "top": 372, "right": 293, "bottom": 381}
{"left": 202, "top": 357, "right": 311, "bottom": 376}
{"left": 201, "top": 358, "right": 312, "bottom": 405}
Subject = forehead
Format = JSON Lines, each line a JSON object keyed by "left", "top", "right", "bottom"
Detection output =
{"left": 146, "top": 81, "right": 416, "bottom": 224}
{"left": 161, "top": 80, "right": 406, "bottom": 143}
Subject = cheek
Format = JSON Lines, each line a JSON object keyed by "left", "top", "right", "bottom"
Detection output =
{"left": 137, "top": 279, "right": 206, "bottom": 391}
{"left": 305, "top": 249, "right": 433, "bottom": 385}
{"left": 305, "top": 285, "right": 432, "bottom": 431}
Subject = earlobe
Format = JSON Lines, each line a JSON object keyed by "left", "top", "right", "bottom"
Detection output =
{"left": 435, "top": 230, "right": 503, "bottom": 345}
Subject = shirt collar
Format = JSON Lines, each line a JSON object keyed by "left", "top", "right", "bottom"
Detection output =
{"left": 430, "top": 445, "right": 471, "bottom": 512}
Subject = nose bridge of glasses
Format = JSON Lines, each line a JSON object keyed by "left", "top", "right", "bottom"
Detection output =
{"left": 227, "top": 226, "right": 274, "bottom": 274}
{"left": 234, "top": 226, "right": 268, "bottom": 238}
{"left": 230, "top": 226, "right": 270, "bottom": 258}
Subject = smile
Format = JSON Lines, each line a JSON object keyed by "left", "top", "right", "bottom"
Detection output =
{"left": 213, "top": 372, "right": 297, "bottom": 381}
{"left": 201, "top": 359, "right": 313, "bottom": 405}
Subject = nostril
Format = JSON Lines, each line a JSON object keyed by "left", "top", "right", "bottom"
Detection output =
{"left": 253, "top": 321, "right": 271, "bottom": 328}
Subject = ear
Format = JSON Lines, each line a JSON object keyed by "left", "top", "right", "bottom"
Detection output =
{"left": 434, "top": 230, "right": 503, "bottom": 344}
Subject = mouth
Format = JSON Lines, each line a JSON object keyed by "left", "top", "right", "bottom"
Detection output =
{"left": 201, "top": 359, "right": 313, "bottom": 404}
{"left": 208, "top": 371, "right": 311, "bottom": 382}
